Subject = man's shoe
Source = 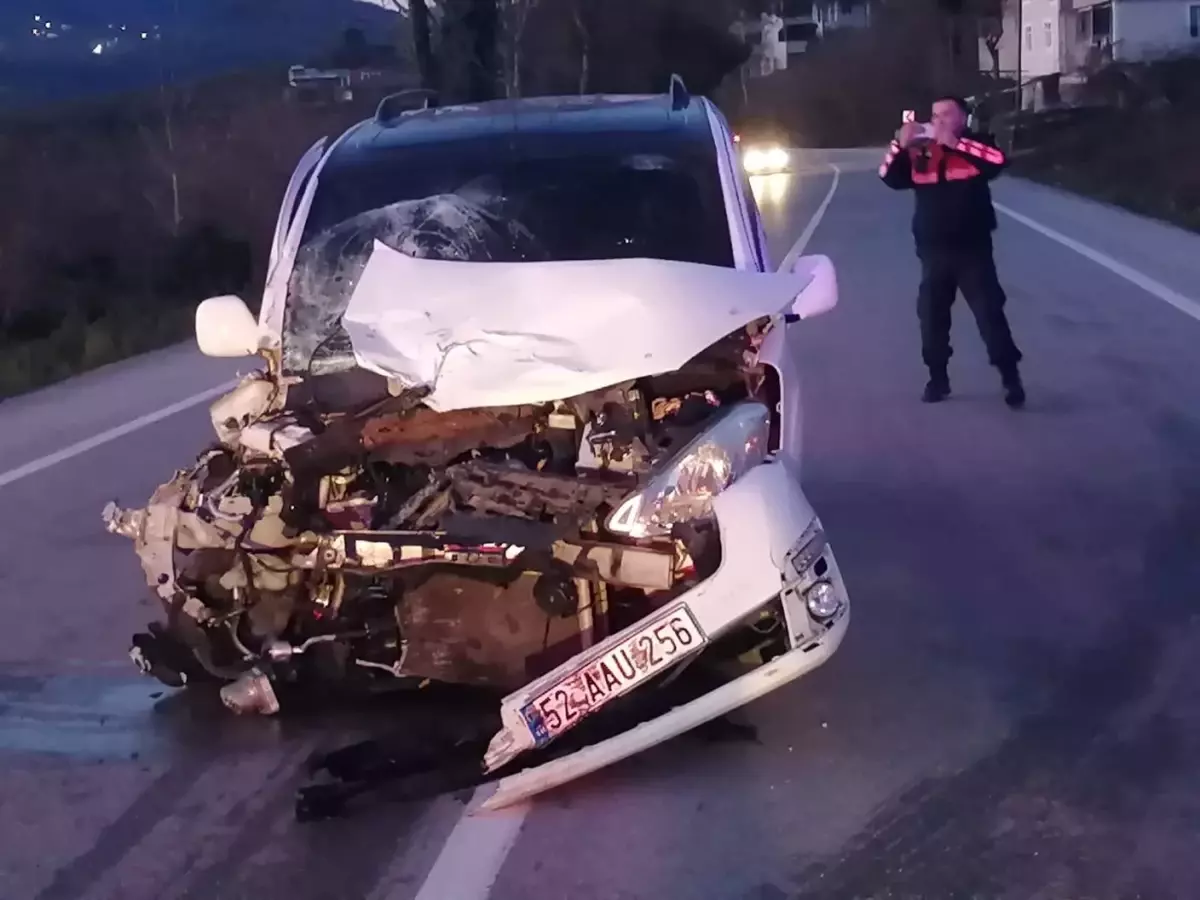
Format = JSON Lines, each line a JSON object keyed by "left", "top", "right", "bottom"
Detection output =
{"left": 1001, "top": 369, "right": 1025, "bottom": 408}
{"left": 922, "top": 377, "right": 951, "bottom": 403}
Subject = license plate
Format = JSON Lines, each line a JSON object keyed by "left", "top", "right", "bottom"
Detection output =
{"left": 520, "top": 604, "right": 706, "bottom": 746}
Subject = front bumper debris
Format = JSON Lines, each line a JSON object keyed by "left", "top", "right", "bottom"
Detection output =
{"left": 482, "top": 460, "right": 848, "bottom": 773}
{"left": 482, "top": 601, "right": 848, "bottom": 811}
{"left": 104, "top": 334, "right": 853, "bottom": 813}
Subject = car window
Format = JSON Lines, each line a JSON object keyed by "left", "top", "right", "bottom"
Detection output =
{"left": 282, "top": 129, "right": 734, "bottom": 376}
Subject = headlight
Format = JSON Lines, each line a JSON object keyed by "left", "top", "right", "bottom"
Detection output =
{"left": 804, "top": 581, "right": 841, "bottom": 619}
{"left": 743, "top": 149, "right": 768, "bottom": 173}
{"left": 606, "top": 402, "right": 771, "bottom": 539}
{"left": 743, "top": 146, "right": 788, "bottom": 173}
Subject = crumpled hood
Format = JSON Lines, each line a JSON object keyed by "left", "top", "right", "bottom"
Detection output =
{"left": 342, "top": 241, "right": 814, "bottom": 412}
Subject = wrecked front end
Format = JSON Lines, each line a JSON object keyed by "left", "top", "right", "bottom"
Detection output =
{"left": 104, "top": 314, "right": 753, "bottom": 697}
{"left": 105, "top": 313, "right": 845, "bottom": 781}
{"left": 105, "top": 207, "right": 849, "bottom": 797}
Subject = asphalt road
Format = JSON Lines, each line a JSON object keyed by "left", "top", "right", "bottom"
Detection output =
{"left": 3, "top": 149, "right": 1200, "bottom": 900}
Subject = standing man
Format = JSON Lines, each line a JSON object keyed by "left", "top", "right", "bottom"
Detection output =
{"left": 879, "top": 95, "right": 1025, "bottom": 408}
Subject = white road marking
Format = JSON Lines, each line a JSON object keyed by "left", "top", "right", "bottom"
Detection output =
{"left": 779, "top": 163, "right": 842, "bottom": 272}
{"left": 995, "top": 202, "right": 1200, "bottom": 324}
{"left": 409, "top": 786, "right": 531, "bottom": 900}
{"left": 0, "top": 381, "right": 237, "bottom": 490}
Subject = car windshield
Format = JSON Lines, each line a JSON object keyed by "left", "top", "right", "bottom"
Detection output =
{"left": 281, "top": 128, "right": 734, "bottom": 376}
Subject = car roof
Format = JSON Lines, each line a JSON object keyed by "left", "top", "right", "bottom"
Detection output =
{"left": 326, "top": 93, "right": 717, "bottom": 165}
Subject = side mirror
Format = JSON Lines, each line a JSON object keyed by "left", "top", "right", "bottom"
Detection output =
{"left": 195, "top": 295, "right": 259, "bottom": 358}
{"left": 785, "top": 254, "right": 838, "bottom": 322}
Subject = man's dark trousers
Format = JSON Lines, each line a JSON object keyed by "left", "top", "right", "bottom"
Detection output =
{"left": 917, "top": 234, "right": 1021, "bottom": 379}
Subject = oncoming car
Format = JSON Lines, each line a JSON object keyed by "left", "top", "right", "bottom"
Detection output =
{"left": 741, "top": 142, "right": 791, "bottom": 175}
{"left": 103, "top": 76, "right": 850, "bottom": 811}
{"left": 735, "top": 129, "right": 792, "bottom": 175}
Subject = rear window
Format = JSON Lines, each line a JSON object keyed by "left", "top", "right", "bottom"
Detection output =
{"left": 283, "top": 128, "right": 733, "bottom": 375}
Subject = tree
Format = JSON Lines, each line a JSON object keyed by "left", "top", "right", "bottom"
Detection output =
{"left": 139, "top": 86, "right": 186, "bottom": 237}
{"left": 382, "top": 0, "right": 440, "bottom": 89}
{"left": 410, "top": 0, "right": 440, "bottom": 90}
{"left": 500, "top": 0, "right": 540, "bottom": 97}
{"left": 650, "top": 4, "right": 752, "bottom": 96}
{"left": 384, "top": 0, "right": 498, "bottom": 101}
{"left": 462, "top": 0, "right": 502, "bottom": 101}
{"left": 337, "top": 27, "right": 370, "bottom": 68}
{"left": 967, "top": 0, "right": 1005, "bottom": 79}
{"left": 438, "top": 0, "right": 502, "bottom": 103}
{"left": 871, "top": 0, "right": 1004, "bottom": 88}
{"left": 983, "top": 23, "right": 1003, "bottom": 79}
{"left": 571, "top": 0, "right": 594, "bottom": 94}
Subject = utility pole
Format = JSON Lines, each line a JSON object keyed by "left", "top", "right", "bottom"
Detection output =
{"left": 1014, "top": 0, "right": 1023, "bottom": 113}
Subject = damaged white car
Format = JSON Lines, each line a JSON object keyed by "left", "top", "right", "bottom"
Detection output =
{"left": 104, "top": 78, "right": 850, "bottom": 811}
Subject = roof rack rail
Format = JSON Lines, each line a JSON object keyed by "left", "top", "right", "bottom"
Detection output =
{"left": 669, "top": 73, "right": 691, "bottom": 111}
{"left": 375, "top": 88, "right": 439, "bottom": 123}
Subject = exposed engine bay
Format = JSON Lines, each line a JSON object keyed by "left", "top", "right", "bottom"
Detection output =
{"left": 104, "top": 320, "right": 784, "bottom": 732}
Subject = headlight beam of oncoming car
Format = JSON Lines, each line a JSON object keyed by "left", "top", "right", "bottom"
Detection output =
{"left": 742, "top": 145, "right": 790, "bottom": 175}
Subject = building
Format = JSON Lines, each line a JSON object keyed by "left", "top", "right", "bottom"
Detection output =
{"left": 1069, "top": 0, "right": 1200, "bottom": 67}
{"left": 982, "top": 0, "right": 1200, "bottom": 80}
{"left": 779, "top": 0, "right": 872, "bottom": 53}
{"left": 733, "top": 0, "right": 873, "bottom": 74}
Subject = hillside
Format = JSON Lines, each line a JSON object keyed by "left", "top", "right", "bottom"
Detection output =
{"left": 0, "top": 0, "right": 402, "bottom": 108}
{"left": 0, "top": 65, "right": 404, "bottom": 396}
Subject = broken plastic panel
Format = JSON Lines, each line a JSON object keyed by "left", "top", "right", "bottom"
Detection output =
{"left": 340, "top": 243, "right": 815, "bottom": 412}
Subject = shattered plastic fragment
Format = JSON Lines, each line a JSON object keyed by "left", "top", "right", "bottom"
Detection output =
{"left": 102, "top": 501, "right": 145, "bottom": 540}
{"left": 220, "top": 669, "right": 281, "bottom": 716}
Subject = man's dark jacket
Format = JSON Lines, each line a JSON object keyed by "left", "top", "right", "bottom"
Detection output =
{"left": 879, "top": 130, "right": 1009, "bottom": 251}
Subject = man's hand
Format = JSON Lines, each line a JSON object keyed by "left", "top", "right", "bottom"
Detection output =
{"left": 896, "top": 122, "right": 920, "bottom": 148}
{"left": 933, "top": 121, "right": 959, "bottom": 148}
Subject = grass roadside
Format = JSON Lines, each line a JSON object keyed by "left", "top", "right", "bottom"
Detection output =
{"left": 0, "top": 67, "right": 376, "bottom": 403}
{"left": 1001, "top": 67, "right": 1200, "bottom": 238}
{"left": 1011, "top": 160, "right": 1200, "bottom": 237}
{"left": 0, "top": 305, "right": 194, "bottom": 401}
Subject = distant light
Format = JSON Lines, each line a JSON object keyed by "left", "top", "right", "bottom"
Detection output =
{"left": 140, "top": 32, "right": 148, "bottom": 39}
{"left": 34, "top": 15, "right": 41, "bottom": 21}
{"left": 92, "top": 43, "right": 103, "bottom": 55}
